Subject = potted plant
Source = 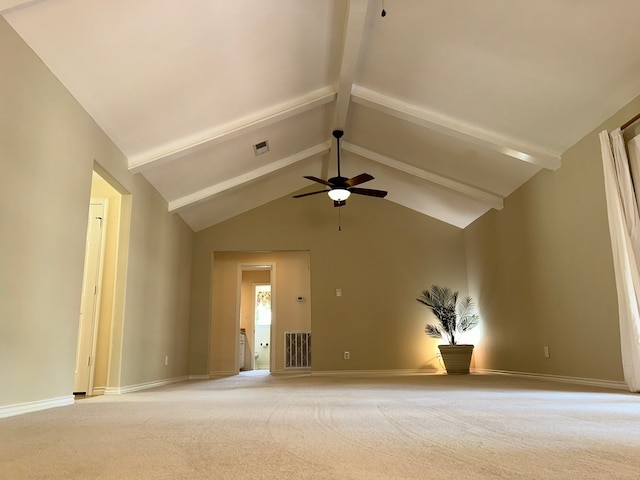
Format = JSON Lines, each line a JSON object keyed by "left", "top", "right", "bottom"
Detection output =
{"left": 416, "top": 285, "right": 480, "bottom": 374}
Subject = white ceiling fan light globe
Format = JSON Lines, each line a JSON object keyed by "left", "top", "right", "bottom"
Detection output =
{"left": 328, "top": 188, "right": 351, "bottom": 201}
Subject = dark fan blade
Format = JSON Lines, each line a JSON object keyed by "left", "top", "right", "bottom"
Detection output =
{"left": 334, "top": 200, "right": 346, "bottom": 208}
{"left": 345, "top": 173, "right": 374, "bottom": 187}
{"left": 292, "top": 190, "right": 330, "bottom": 198}
{"left": 304, "top": 175, "right": 334, "bottom": 187}
{"left": 349, "top": 187, "right": 388, "bottom": 198}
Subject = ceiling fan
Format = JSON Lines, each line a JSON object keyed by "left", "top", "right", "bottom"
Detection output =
{"left": 293, "top": 129, "right": 388, "bottom": 207}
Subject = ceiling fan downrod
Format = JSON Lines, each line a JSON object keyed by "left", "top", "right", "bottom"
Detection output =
{"left": 333, "top": 129, "right": 344, "bottom": 179}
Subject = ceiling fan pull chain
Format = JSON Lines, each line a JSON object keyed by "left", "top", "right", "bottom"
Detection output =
{"left": 338, "top": 207, "right": 342, "bottom": 231}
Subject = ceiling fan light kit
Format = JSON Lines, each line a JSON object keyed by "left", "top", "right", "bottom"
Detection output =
{"left": 293, "top": 129, "right": 388, "bottom": 208}
{"left": 327, "top": 188, "right": 350, "bottom": 202}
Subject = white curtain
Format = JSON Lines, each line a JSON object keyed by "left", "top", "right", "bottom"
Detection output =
{"left": 599, "top": 129, "right": 640, "bottom": 392}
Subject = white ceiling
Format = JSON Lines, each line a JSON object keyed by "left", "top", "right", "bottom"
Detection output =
{"left": 4, "top": 0, "right": 640, "bottom": 230}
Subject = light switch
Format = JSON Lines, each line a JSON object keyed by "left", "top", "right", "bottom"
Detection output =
{"left": 336, "top": 288, "right": 342, "bottom": 297}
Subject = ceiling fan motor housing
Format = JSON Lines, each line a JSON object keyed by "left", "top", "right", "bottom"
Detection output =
{"left": 328, "top": 176, "right": 349, "bottom": 187}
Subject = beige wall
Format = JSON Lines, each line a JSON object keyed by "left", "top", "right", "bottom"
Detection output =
{"left": 464, "top": 95, "right": 640, "bottom": 382}
{"left": 119, "top": 175, "right": 193, "bottom": 387}
{"left": 0, "top": 18, "right": 193, "bottom": 411}
{"left": 190, "top": 190, "right": 469, "bottom": 375}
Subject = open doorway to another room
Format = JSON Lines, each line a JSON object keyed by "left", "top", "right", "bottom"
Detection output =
{"left": 253, "top": 283, "right": 272, "bottom": 370}
{"left": 75, "top": 167, "right": 130, "bottom": 397}
{"left": 210, "top": 251, "right": 311, "bottom": 376}
{"left": 239, "top": 267, "right": 272, "bottom": 372}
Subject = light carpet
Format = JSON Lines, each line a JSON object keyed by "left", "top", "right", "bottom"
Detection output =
{"left": 1, "top": 372, "right": 639, "bottom": 479}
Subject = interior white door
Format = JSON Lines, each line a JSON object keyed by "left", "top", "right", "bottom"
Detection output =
{"left": 74, "top": 201, "right": 106, "bottom": 394}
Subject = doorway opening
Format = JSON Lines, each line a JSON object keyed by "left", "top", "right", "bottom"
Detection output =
{"left": 74, "top": 166, "right": 130, "bottom": 396}
{"left": 210, "top": 251, "right": 310, "bottom": 376}
{"left": 238, "top": 265, "right": 273, "bottom": 373}
{"left": 253, "top": 283, "right": 272, "bottom": 370}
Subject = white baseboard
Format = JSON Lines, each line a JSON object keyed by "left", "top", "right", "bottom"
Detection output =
{"left": 188, "top": 374, "right": 211, "bottom": 380}
{"left": 104, "top": 375, "right": 189, "bottom": 395}
{"left": 207, "top": 371, "right": 238, "bottom": 378}
{"left": 477, "top": 369, "right": 628, "bottom": 391}
{"left": 312, "top": 368, "right": 440, "bottom": 377}
{"left": 272, "top": 368, "right": 312, "bottom": 376}
{"left": 91, "top": 387, "right": 105, "bottom": 396}
{"left": 0, "top": 395, "right": 74, "bottom": 419}
{"left": 309, "top": 368, "right": 628, "bottom": 390}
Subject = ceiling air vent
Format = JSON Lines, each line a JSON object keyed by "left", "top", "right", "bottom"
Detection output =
{"left": 253, "top": 140, "right": 269, "bottom": 156}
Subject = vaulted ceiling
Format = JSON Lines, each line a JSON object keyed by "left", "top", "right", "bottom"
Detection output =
{"left": 4, "top": 0, "right": 640, "bottom": 230}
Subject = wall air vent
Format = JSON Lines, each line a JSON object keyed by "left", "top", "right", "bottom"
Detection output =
{"left": 285, "top": 332, "right": 311, "bottom": 368}
{"left": 253, "top": 140, "right": 269, "bottom": 156}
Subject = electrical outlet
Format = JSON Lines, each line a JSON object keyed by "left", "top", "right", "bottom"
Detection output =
{"left": 336, "top": 288, "right": 342, "bottom": 297}
{"left": 344, "top": 351, "right": 350, "bottom": 360}
{"left": 543, "top": 346, "right": 550, "bottom": 358}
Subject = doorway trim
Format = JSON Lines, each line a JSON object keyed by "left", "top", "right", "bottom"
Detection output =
{"left": 236, "top": 263, "right": 276, "bottom": 373}
{"left": 89, "top": 162, "right": 132, "bottom": 395}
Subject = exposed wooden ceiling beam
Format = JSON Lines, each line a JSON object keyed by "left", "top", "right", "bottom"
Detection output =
{"left": 343, "top": 142, "right": 504, "bottom": 210}
{"left": 129, "top": 87, "right": 336, "bottom": 174}
{"left": 168, "top": 141, "right": 331, "bottom": 212}
{"left": 333, "top": 0, "right": 370, "bottom": 130}
{"left": 351, "top": 86, "right": 561, "bottom": 171}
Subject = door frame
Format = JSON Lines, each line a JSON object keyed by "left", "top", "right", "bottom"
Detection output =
{"left": 75, "top": 198, "right": 108, "bottom": 395}
{"left": 235, "top": 263, "right": 276, "bottom": 373}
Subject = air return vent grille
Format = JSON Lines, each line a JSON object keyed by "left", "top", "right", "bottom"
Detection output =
{"left": 285, "top": 332, "right": 311, "bottom": 368}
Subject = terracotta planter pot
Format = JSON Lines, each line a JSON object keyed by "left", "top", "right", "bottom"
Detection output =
{"left": 438, "top": 344, "right": 474, "bottom": 374}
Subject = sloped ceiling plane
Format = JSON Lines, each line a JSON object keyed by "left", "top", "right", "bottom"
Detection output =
{"left": 3, "top": 0, "right": 640, "bottom": 230}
